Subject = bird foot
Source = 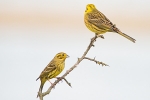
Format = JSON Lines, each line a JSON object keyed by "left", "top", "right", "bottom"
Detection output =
{"left": 97, "top": 35, "right": 104, "bottom": 39}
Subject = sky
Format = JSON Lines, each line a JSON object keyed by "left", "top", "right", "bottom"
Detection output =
{"left": 0, "top": 0, "right": 150, "bottom": 100}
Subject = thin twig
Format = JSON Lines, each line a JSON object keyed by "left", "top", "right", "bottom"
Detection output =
{"left": 84, "top": 57, "right": 109, "bottom": 66}
{"left": 38, "top": 35, "right": 102, "bottom": 99}
{"left": 56, "top": 77, "right": 72, "bottom": 87}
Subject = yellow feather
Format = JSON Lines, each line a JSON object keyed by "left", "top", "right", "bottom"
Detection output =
{"left": 36, "top": 52, "right": 69, "bottom": 97}
{"left": 84, "top": 4, "right": 136, "bottom": 43}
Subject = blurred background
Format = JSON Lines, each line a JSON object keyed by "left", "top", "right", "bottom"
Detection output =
{"left": 0, "top": 0, "right": 150, "bottom": 100}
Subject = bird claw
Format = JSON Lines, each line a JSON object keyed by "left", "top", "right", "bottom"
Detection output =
{"left": 97, "top": 35, "right": 104, "bottom": 39}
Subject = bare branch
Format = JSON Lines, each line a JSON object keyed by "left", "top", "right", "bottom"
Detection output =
{"left": 84, "top": 57, "right": 109, "bottom": 66}
{"left": 38, "top": 35, "right": 107, "bottom": 99}
{"left": 56, "top": 77, "right": 72, "bottom": 87}
{"left": 37, "top": 89, "right": 43, "bottom": 100}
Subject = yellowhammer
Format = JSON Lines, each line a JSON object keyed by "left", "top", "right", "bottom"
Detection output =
{"left": 84, "top": 4, "right": 136, "bottom": 43}
{"left": 36, "top": 52, "right": 69, "bottom": 96}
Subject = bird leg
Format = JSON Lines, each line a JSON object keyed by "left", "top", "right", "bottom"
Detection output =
{"left": 91, "top": 34, "right": 97, "bottom": 42}
{"left": 48, "top": 79, "right": 53, "bottom": 85}
{"left": 48, "top": 79, "right": 57, "bottom": 89}
{"left": 97, "top": 34, "right": 104, "bottom": 39}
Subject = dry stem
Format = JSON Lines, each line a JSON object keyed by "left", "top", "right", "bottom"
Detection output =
{"left": 84, "top": 57, "right": 109, "bottom": 66}
{"left": 38, "top": 35, "right": 108, "bottom": 100}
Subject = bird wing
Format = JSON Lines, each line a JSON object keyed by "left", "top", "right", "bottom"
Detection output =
{"left": 87, "top": 11, "right": 114, "bottom": 32}
{"left": 36, "top": 60, "right": 57, "bottom": 81}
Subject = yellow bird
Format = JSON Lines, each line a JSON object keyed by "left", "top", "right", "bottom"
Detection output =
{"left": 84, "top": 4, "right": 136, "bottom": 43}
{"left": 36, "top": 52, "right": 69, "bottom": 96}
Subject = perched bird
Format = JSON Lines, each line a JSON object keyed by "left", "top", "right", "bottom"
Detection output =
{"left": 84, "top": 4, "right": 136, "bottom": 43}
{"left": 36, "top": 52, "right": 69, "bottom": 96}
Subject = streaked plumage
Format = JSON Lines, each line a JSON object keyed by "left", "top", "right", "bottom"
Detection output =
{"left": 84, "top": 4, "right": 136, "bottom": 43}
{"left": 36, "top": 52, "right": 69, "bottom": 96}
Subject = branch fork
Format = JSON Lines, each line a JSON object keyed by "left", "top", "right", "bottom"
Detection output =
{"left": 37, "top": 35, "right": 109, "bottom": 100}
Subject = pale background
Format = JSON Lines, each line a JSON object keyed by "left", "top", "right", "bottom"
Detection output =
{"left": 0, "top": 0, "right": 150, "bottom": 100}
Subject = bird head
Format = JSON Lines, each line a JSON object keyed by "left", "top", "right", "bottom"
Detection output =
{"left": 55, "top": 52, "right": 69, "bottom": 60}
{"left": 85, "top": 4, "right": 96, "bottom": 13}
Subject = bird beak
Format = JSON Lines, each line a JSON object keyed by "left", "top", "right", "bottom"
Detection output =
{"left": 67, "top": 55, "right": 69, "bottom": 58}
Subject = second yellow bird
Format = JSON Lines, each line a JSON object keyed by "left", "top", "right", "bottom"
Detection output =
{"left": 84, "top": 4, "right": 136, "bottom": 43}
{"left": 36, "top": 52, "right": 69, "bottom": 97}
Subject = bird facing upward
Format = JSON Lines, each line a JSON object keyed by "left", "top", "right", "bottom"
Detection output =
{"left": 36, "top": 52, "right": 69, "bottom": 97}
{"left": 84, "top": 4, "right": 136, "bottom": 43}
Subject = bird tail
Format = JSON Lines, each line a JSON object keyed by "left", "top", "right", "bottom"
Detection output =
{"left": 36, "top": 77, "right": 40, "bottom": 81}
{"left": 112, "top": 26, "right": 136, "bottom": 43}
{"left": 117, "top": 31, "right": 136, "bottom": 43}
